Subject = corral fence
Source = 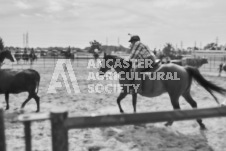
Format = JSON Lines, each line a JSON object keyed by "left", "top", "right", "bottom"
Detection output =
{"left": 192, "top": 51, "right": 226, "bottom": 73}
{"left": 7, "top": 54, "right": 100, "bottom": 69}
{"left": 1, "top": 106, "right": 226, "bottom": 151}
{"left": 5, "top": 52, "right": 226, "bottom": 72}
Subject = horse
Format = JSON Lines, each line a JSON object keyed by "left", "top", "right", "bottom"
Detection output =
{"left": 22, "top": 53, "right": 30, "bottom": 63}
{"left": 181, "top": 57, "right": 208, "bottom": 68}
{"left": 170, "top": 57, "right": 208, "bottom": 68}
{"left": 65, "top": 51, "right": 75, "bottom": 62}
{"left": 29, "top": 53, "right": 38, "bottom": 65}
{"left": 0, "top": 69, "right": 40, "bottom": 112}
{"left": 99, "top": 53, "right": 226, "bottom": 130}
{"left": 14, "top": 52, "right": 22, "bottom": 63}
{"left": 0, "top": 50, "right": 15, "bottom": 68}
{"left": 218, "top": 63, "right": 226, "bottom": 76}
{"left": 170, "top": 59, "right": 182, "bottom": 66}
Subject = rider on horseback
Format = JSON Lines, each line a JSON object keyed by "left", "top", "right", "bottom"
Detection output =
{"left": 128, "top": 35, "right": 156, "bottom": 71}
{"left": 128, "top": 35, "right": 157, "bottom": 92}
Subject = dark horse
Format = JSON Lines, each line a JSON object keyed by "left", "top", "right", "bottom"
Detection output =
{"left": 0, "top": 69, "right": 40, "bottom": 112}
{"left": 0, "top": 50, "right": 15, "bottom": 68}
{"left": 218, "top": 63, "right": 226, "bottom": 76}
{"left": 65, "top": 52, "right": 74, "bottom": 61}
{"left": 22, "top": 53, "right": 30, "bottom": 63}
{"left": 14, "top": 52, "right": 22, "bottom": 63}
{"left": 99, "top": 54, "right": 226, "bottom": 129}
{"left": 29, "top": 53, "right": 38, "bottom": 65}
{"left": 90, "top": 41, "right": 101, "bottom": 62}
{"left": 170, "top": 57, "right": 208, "bottom": 68}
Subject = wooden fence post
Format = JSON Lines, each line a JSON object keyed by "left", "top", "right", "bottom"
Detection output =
{"left": 0, "top": 108, "right": 6, "bottom": 151}
{"left": 50, "top": 108, "right": 68, "bottom": 151}
{"left": 44, "top": 57, "right": 45, "bottom": 69}
{"left": 24, "top": 121, "right": 32, "bottom": 151}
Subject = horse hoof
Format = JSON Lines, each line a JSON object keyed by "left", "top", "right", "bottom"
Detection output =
{"left": 164, "top": 123, "right": 171, "bottom": 127}
{"left": 19, "top": 109, "right": 25, "bottom": 114}
{"left": 134, "top": 124, "right": 146, "bottom": 129}
{"left": 200, "top": 125, "right": 207, "bottom": 130}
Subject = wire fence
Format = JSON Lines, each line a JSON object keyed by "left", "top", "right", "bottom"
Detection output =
{"left": 198, "top": 55, "right": 226, "bottom": 75}
{"left": 3, "top": 55, "right": 96, "bottom": 71}
{"left": 2, "top": 54, "right": 226, "bottom": 75}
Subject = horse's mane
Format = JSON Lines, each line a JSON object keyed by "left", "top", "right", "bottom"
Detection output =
{"left": 0, "top": 49, "right": 11, "bottom": 63}
{"left": 105, "top": 55, "right": 124, "bottom": 61}
{"left": 105, "top": 55, "right": 132, "bottom": 71}
{"left": 0, "top": 49, "right": 9, "bottom": 54}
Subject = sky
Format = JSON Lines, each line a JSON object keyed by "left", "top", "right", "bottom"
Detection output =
{"left": 0, "top": 0, "right": 226, "bottom": 49}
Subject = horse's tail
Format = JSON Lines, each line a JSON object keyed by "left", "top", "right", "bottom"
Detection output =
{"left": 36, "top": 79, "right": 40, "bottom": 94}
{"left": 185, "top": 66, "right": 226, "bottom": 104}
{"left": 34, "top": 71, "right": 40, "bottom": 94}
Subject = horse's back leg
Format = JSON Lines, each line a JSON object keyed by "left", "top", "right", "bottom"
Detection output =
{"left": 21, "top": 94, "right": 32, "bottom": 110}
{"left": 31, "top": 93, "right": 40, "bottom": 112}
{"left": 218, "top": 68, "right": 222, "bottom": 76}
{"left": 132, "top": 93, "right": 137, "bottom": 113}
{"left": 5, "top": 93, "right": 9, "bottom": 110}
{"left": 165, "top": 94, "right": 180, "bottom": 127}
{"left": 183, "top": 91, "right": 206, "bottom": 130}
{"left": 117, "top": 91, "right": 127, "bottom": 113}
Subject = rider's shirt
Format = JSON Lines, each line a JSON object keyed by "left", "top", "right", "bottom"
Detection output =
{"left": 129, "top": 41, "right": 155, "bottom": 60}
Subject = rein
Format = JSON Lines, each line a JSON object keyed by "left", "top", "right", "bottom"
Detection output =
{"left": 107, "top": 55, "right": 132, "bottom": 72}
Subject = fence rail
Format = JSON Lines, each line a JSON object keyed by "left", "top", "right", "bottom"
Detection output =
{"left": 1, "top": 106, "right": 226, "bottom": 151}
{"left": 4, "top": 54, "right": 226, "bottom": 72}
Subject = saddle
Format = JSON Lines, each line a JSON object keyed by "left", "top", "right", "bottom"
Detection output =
{"left": 132, "top": 59, "right": 161, "bottom": 94}
{"left": 141, "top": 59, "right": 161, "bottom": 72}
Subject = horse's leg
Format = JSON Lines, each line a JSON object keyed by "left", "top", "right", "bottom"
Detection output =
{"left": 5, "top": 93, "right": 9, "bottom": 110}
{"left": 21, "top": 94, "right": 32, "bottom": 110}
{"left": 165, "top": 94, "right": 180, "bottom": 127}
{"left": 31, "top": 93, "right": 40, "bottom": 112}
{"left": 219, "top": 69, "right": 222, "bottom": 77}
{"left": 183, "top": 92, "right": 206, "bottom": 130}
{"left": 117, "top": 91, "right": 127, "bottom": 113}
{"left": 132, "top": 93, "right": 137, "bottom": 113}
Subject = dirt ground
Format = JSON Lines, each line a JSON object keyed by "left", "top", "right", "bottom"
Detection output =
{"left": 2, "top": 59, "right": 226, "bottom": 151}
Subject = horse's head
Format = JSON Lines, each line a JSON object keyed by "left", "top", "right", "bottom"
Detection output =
{"left": 201, "top": 58, "right": 208, "bottom": 64}
{"left": 99, "top": 53, "right": 132, "bottom": 75}
{"left": 99, "top": 53, "right": 114, "bottom": 75}
{"left": 0, "top": 49, "right": 15, "bottom": 62}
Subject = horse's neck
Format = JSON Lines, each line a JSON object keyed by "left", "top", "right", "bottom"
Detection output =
{"left": 114, "top": 66, "right": 124, "bottom": 73}
{"left": 111, "top": 58, "right": 129, "bottom": 73}
{"left": 0, "top": 53, "right": 5, "bottom": 63}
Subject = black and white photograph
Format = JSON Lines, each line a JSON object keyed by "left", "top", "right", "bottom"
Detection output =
{"left": 0, "top": 0, "right": 226, "bottom": 151}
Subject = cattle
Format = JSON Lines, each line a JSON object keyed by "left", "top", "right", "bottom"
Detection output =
{"left": 170, "top": 57, "right": 208, "bottom": 68}
{"left": 0, "top": 69, "right": 40, "bottom": 112}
